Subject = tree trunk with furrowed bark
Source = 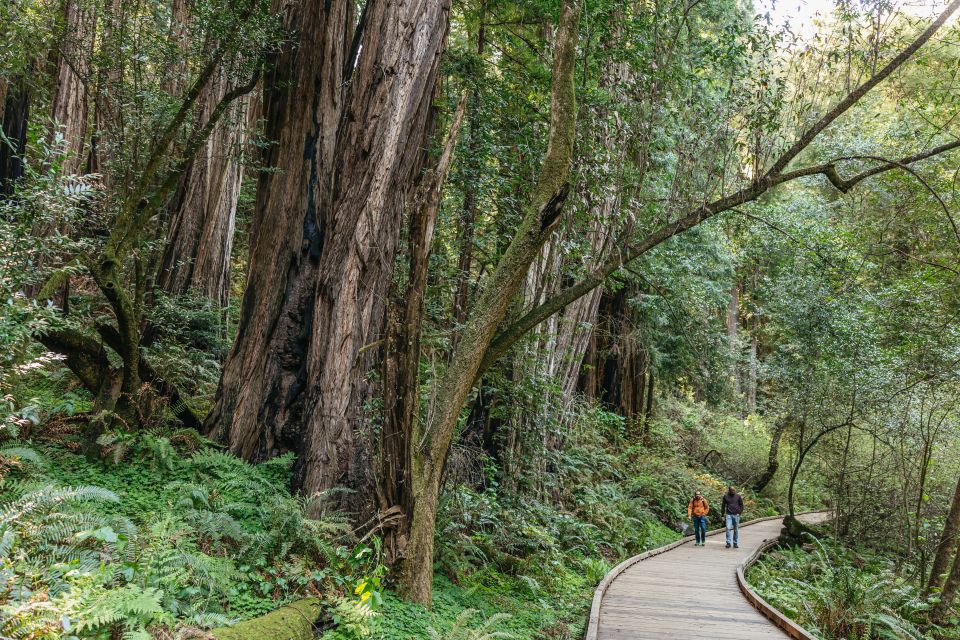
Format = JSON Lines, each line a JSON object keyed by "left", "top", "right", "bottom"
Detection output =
{"left": 0, "top": 76, "right": 30, "bottom": 196}
{"left": 50, "top": 0, "right": 92, "bottom": 175}
{"left": 158, "top": 68, "right": 249, "bottom": 306}
{"left": 205, "top": 0, "right": 451, "bottom": 501}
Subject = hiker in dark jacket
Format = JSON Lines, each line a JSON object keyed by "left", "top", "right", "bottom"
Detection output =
{"left": 722, "top": 486, "right": 744, "bottom": 548}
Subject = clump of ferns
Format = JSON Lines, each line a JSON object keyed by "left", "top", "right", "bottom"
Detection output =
{"left": 96, "top": 425, "right": 216, "bottom": 471}
{"left": 427, "top": 609, "right": 514, "bottom": 640}
{"left": 791, "top": 535, "right": 928, "bottom": 640}
{"left": 0, "top": 485, "right": 136, "bottom": 594}
{"left": 134, "top": 514, "right": 240, "bottom": 618}
{"left": 0, "top": 398, "right": 46, "bottom": 483}
{"left": 179, "top": 450, "right": 351, "bottom": 563}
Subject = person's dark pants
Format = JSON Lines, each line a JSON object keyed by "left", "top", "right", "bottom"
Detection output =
{"left": 693, "top": 515, "right": 707, "bottom": 544}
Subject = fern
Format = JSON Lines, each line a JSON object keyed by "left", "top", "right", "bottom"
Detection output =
{"left": 0, "top": 484, "right": 117, "bottom": 526}
{"left": 332, "top": 596, "right": 378, "bottom": 639}
{"left": 65, "top": 580, "right": 168, "bottom": 634}
{"left": 0, "top": 445, "right": 43, "bottom": 465}
{"left": 427, "top": 609, "right": 514, "bottom": 640}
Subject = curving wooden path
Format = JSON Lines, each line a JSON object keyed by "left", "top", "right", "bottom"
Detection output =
{"left": 587, "top": 512, "right": 829, "bottom": 640}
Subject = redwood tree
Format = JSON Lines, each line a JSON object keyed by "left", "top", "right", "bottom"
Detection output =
{"left": 205, "top": 0, "right": 452, "bottom": 499}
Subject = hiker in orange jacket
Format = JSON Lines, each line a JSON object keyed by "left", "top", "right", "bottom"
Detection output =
{"left": 688, "top": 491, "right": 709, "bottom": 546}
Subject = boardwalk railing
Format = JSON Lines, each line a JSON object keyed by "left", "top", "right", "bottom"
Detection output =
{"left": 736, "top": 537, "right": 819, "bottom": 640}
{"left": 584, "top": 512, "right": 827, "bottom": 640}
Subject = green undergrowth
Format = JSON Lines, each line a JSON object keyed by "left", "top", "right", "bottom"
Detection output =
{"left": 2, "top": 366, "right": 790, "bottom": 639}
{"left": 747, "top": 536, "right": 959, "bottom": 640}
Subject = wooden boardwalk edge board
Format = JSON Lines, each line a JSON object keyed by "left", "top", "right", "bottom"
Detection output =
{"left": 736, "top": 537, "right": 819, "bottom": 640}
{"left": 583, "top": 511, "right": 827, "bottom": 640}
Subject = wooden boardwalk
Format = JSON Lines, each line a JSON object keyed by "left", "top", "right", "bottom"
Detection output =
{"left": 589, "top": 512, "right": 828, "bottom": 640}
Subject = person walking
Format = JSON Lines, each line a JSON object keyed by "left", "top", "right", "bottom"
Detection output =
{"left": 688, "top": 490, "right": 710, "bottom": 546}
{"left": 722, "top": 485, "right": 744, "bottom": 549}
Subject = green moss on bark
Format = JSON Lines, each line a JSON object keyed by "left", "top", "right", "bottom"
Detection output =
{"left": 212, "top": 598, "right": 322, "bottom": 640}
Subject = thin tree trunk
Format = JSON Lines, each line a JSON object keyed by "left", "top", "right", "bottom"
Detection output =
{"left": 644, "top": 366, "right": 654, "bottom": 425}
{"left": 399, "top": 0, "right": 581, "bottom": 603}
{"left": 927, "top": 475, "right": 960, "bottom": 597}
{"left": 911, "top": 438, "right": 933, "bottom": 561}
{"left": 727, "top": 281, "right": 741, "bottom": 397}
{"left": 206, "top": 0, "right": 451, "bottom": 504}
{"left": 451, "top": 6, "right": 485, "bottom": 331}
{"left": 753, "top": 415, "right": 787, "bottom": 493}
{"left": 379, "top": 95, "right": 466, "bottom": 561}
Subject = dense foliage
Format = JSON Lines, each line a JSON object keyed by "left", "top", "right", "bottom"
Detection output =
{"left": 2, "top": 0, "right": 960, "bottom": 637}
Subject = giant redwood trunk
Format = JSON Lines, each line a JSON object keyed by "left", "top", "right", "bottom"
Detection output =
{"left": 519, "top": 12, "right": 630, "bottom": 407}
{"left": 590, "top": 288, "right": 649, "bottom": 419}
{"left": 51, "top": 0, "right": 92, "bottom": 175}
{"left": 206, "top": 0, "right": 451, "bottom": 499}
{"left": 158, "top": 68, "right": 249, "bottom": 306}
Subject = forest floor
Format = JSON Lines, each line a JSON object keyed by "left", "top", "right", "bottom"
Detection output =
{"left": 3, "top": 369, "right": 810, "bottom": 639}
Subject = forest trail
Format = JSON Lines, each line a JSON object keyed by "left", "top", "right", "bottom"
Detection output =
{"left": 588, "top": 512, "right": 829, "bottom": 639}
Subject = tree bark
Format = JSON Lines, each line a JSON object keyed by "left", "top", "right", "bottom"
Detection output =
{"left": 0, "top": 77, "right": 29, "bottom": 196}
{"left": 379, "top": 95, "right": 466, "bottom": 562}
{"left": 927, "top": 475, "right": 960, "bottom": 597}
{"left": 158, "top": 66, "right": 249, "bottom": 306}
{"left": 643, "top": 366, "right": 654, "bottom": 426}
{"left": 931, "top": 543, "right": 960, "bottom": 624}
{"left": 206, "top": 0, "right": 452, "bottom": 503}
{"left": 753, "top": 415, "right": 786, "bottom": 493}
{"left": 727, "top": 281, "right": 741, "bottom": 397}
{"left": 50, "top": 0, "right": 92, "bottom": 175}
{"left": 398, "top": 0, "right": 581, "bottom": 604}
{"left": 591, "top": 288, "right": 648, "bottom": 419}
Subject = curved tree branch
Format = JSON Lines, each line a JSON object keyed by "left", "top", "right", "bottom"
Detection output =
{"left": 479, "top": 138, "right": 960, "bottom": 377}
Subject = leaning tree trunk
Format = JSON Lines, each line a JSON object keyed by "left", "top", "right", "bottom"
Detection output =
{"left": 927, "top": 475, "right": 960, "bottom": 597}
{"left": 206, "top": 0, "right": 451, "bottom": 501}
{"left": 158, "top": 66, "right": 249, "bottom": 306}
{"left": 931, "top": 543, "right": 960, "bottom": 624}
{"left": 399, "top": 0, "right": 581, "bottom": 604}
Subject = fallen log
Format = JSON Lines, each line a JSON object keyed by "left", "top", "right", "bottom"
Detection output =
{"left": 212, "top": 598, "right": 322, "bottom": 640}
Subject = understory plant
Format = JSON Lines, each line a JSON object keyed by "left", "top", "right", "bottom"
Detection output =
{"left": 748, "top": 535, "right": 937, "bottom": 640}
